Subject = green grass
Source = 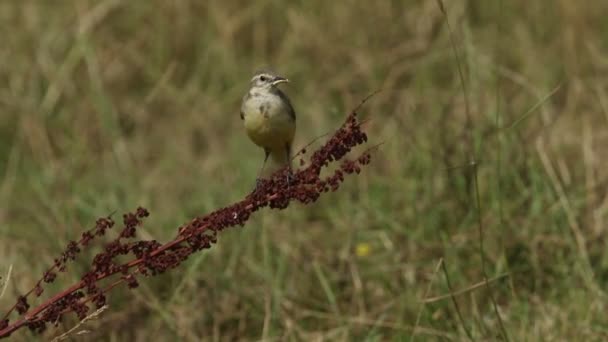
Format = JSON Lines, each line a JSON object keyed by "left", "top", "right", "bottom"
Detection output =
{"left": 2, "top": 0, "right": 608, "bottom": 340}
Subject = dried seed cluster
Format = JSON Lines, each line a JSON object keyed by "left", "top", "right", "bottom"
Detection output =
{"left": 0, "top": 111, "right": 372, "bottom": 338}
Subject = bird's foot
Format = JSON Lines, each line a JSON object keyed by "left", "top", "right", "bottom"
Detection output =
{"left": 254, "top": 178, "right": 267, "bottom": 192}
{"left": 285, "top": 169, "right": 295, "bottom": 187}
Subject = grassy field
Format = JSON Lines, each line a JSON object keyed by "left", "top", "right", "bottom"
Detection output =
{"left": 1, "top": 0, "right": 608, "bottom": 340}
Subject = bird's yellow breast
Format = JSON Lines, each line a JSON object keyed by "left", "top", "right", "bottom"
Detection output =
{"left": 242, "top": 94, "right": 295, "bottom": 150}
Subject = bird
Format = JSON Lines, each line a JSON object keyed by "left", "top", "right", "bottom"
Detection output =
{"left": 240, "top": 70, "right": 296, "bottom": 180}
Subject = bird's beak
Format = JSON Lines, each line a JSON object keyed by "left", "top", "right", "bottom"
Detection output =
{"left": 271, "top": 76, "right": 289, "bottom": 86}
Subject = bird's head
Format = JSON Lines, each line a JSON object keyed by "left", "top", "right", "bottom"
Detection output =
{"left": 250, "top": 71, "right": 289, "bottom": 89}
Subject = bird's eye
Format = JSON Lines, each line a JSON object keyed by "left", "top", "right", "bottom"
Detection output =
{"left": 260, "top": 76, "right": 267, "bottom": 82}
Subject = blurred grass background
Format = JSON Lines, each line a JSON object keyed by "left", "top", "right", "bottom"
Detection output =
{"left": 1, "top": 0, "right": 608, "bottom": 340}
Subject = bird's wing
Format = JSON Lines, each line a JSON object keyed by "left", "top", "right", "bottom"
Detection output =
{"left": 240, "top": 92, "right": 250, "bottom": 120}
{"left": 276, "top": 89, "right": 296, "bottom": 121}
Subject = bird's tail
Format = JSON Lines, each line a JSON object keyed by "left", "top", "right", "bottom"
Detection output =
{"left": 267, "top": 144, "right": 292, "bottom": 171}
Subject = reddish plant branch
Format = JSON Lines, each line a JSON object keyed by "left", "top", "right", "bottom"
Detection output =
{"left": 0, "top": 111, "right": 372, "bottom": 339}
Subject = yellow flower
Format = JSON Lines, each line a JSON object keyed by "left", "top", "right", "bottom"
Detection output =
{"left": 355, "top": 243, "right": 371, "bottom": 257}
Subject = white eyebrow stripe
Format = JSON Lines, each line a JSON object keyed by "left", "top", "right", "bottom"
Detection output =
{"left": 250, "top": 73, "right": 277, "bottom": 84}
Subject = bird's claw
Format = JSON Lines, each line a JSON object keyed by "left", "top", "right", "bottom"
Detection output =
{"left": 254, "top": 178, "right": 266, "bottom": 192}
{"left": 285, "top": 169, "right": 295, "bottom": 187}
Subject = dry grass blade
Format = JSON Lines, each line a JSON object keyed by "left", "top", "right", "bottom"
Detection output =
{"left": 298, "top": 309, "right": 455, "bottom": 340}
{"left": 50, "top": 305, "right": 108, "bottom": 342}
{"left": 436, "top": 0, "right": 510, "bottom": 340}
{"left": 423, "top": 273, "right": 510, "bottom": 303}
{"left": 440, "top": 261, "right": 473, "bottom": 341}
{"left": 409, "top": 258, "right": 443, "bottom": 342}
{"left": 0, "top": 266, "right": 12, "bottom": 300}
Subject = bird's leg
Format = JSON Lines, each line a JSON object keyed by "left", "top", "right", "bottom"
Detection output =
{"left": 285, "top": 143, "right": 294, "bottom": 186}
{"left": 255, "top": 148, "right": 271, "bottom": 189}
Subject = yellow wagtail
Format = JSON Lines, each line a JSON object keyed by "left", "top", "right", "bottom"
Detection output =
{"left": 240, "top": 70, "right": 296, "bottom": 179}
